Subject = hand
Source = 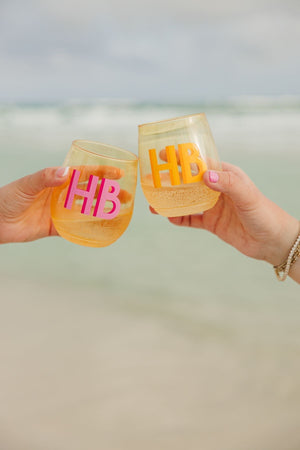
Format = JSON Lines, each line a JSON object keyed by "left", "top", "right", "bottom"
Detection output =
{"left": 151, "top": 162, "right": 299, "bottom": 269}
{"left": 0, "top": 165, "right": 126, "bottom": 244}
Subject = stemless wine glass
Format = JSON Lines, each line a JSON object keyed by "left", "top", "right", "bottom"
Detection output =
{"left": 51, "top": 140, "right": 138, "bottom": 247}
{"left": 139, "top": 113, "right": 221, "bottom": 217}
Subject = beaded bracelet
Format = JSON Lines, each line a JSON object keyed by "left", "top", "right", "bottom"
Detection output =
{"left": 274, "top": 231, "right": 300, "bottom": 282}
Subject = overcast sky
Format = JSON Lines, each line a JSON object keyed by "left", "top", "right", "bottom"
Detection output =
{"left": 0, "top": 0, "right": 300, "bottom": 102}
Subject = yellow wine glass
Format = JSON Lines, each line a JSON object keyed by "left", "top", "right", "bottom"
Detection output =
{"left": 139, "top": 113, "right": 221, "bottom": 217}
{"left": 51, "top": 140, "right": 138, "bottom": 247}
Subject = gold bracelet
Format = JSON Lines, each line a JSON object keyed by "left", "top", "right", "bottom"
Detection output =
{"left": 274, "top": 230, "right": 300, "bottom": 282}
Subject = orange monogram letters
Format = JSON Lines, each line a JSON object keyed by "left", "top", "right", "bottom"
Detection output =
{"left": 149, "top": 143, "right": 207, "bottom": 188}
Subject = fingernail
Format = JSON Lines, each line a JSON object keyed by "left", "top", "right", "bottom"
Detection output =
{"left": 56, "top": 167, "right": 69, "bottom": 178}
{"left": 209, "top": 171, "right": 219, "bottom": 183}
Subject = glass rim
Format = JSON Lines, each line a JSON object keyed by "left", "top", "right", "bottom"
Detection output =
{"left": 138, "top": 112, "right": 207, "bottom": 129}
{"left": 72, "top": 139, "right": 138, "bottom": 163}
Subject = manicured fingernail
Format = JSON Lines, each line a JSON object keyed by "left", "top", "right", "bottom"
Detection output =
{"left": 209, "top": 171, "right": 219, "bottom": 183}
{"left": 56, "top": 167, "right": 69, "bottom": 178}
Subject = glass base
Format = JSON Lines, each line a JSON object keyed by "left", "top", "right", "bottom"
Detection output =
{"left": 154, "top": 195, "right": 220, "bottom": 217}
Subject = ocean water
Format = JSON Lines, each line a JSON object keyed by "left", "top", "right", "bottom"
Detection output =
{"left": 0, "top": 99, "right": 299, "bottom": 301}
{"left": 0, "top": 99, "right": 300, "bottom": 450}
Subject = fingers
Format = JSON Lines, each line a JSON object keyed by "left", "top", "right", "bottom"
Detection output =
{"left": 159, "top": 148, "right": 181, "bottom": 165}
{"left": 149, "top": 205, "right": 204, "bottom": 229}
{"left": 203, "top": 163, "right": 260, "bottom": 209}
{"left": 149, "top": 205, "right": 158, "bottom": 214}
{"left": 117, "top": 188, "right": 133, "bottom": 204}
{"left": 168, "top": 215, "right": 204, "bottom": 228}
{"left": 78, "top": 165, "right": 124, "bottom": 180}
{"left": 16, "top": 164, "right": 125, "bottom": 199}
{"left": 17, "top": 167, "right": 70, "bottom": 196}
{"left": 159, "top": 148, "right": 200, "bottom": 174}
{"left": 149, "top": 160, "right": 261, "bottom": 226}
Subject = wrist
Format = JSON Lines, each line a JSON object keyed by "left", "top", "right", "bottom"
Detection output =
{"left": 264, "top": 215, "right": 300, "bottom": 267}
{"left": 289, "top": 256, "right": 300, "bottom": 284}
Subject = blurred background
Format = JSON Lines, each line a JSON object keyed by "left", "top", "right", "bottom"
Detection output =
{"left": 0, "top": 1, "right": 300, "bottom": 449}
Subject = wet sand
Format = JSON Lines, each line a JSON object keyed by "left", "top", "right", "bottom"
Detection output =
{"left": 1, "top": 275, "right": 300, "bottom": 450}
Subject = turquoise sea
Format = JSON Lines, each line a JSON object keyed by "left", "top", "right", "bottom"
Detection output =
{"left": 0, "top": 99, "right": 300, "bottom": 450}
{"left": 0, "top": 99, "right": 299, "bottom": 299}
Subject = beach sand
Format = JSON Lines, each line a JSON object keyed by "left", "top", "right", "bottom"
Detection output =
{"left": 1, "top": 275, "right": 300, "bottom": 450}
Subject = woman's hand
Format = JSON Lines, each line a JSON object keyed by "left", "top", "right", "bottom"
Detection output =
{"left": 151, "top": 162, "right": 300, "bottom": 281}
{"left": 0, "top": 167, "right": 70, "bottom": 243}
{"left": 0, "top": 165, "right": 126, "bottom": 244}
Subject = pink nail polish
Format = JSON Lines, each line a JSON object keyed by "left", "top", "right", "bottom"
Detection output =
{"left": 56, "top": 167, "right": 69, "bottom": 178}
{"left": 209, "top": 171, "right": 219, "bottom": 183}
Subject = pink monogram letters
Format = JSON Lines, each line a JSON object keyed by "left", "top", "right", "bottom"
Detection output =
{"left": 64, "top": 169, "right": 121, "bottom": 219}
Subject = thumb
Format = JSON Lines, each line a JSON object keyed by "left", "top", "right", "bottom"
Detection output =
{"left": 17, "top": 166, "right": 70, "bottom": 196}
{"left": 203, "top": 163, "right": 259, "bottom": 208}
